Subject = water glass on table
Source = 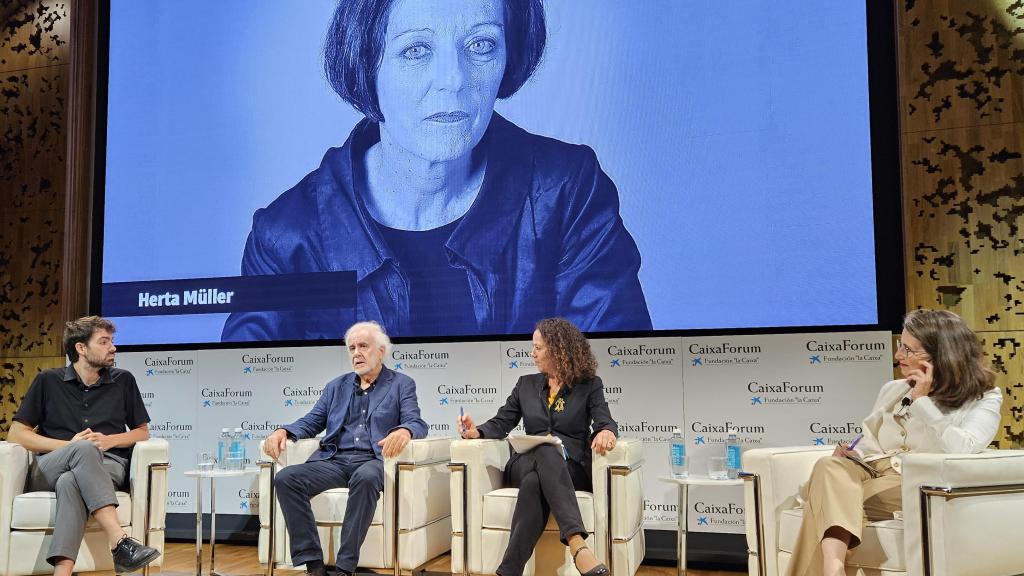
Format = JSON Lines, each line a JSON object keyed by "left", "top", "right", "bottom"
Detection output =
{"left": 196, "top": 452, "right": 216, "bottom": 473}
{"left": 707, "top": 456, "right": 728, "bottom": 480}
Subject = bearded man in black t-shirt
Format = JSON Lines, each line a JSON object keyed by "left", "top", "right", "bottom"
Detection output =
{"left": 8, "top": 316, "right": 160, "bottom": 576}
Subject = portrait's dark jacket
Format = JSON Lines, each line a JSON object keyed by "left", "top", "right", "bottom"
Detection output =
{"left": 280, "top": 366, "right": 427, "bottom": 461}
{"left": 222, "top": 113, "right": 651, "bottom": 341}
{"left": 476, "top": 373, "right": 618, "bottom": 488}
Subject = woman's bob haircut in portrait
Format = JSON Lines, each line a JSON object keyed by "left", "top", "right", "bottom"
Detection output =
{"left": 324, "top": 0, "right": 547, "bottom": 122}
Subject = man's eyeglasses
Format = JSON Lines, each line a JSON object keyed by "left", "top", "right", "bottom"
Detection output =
{"left": 895, "top": 340, "right": 929, "bottom": 358}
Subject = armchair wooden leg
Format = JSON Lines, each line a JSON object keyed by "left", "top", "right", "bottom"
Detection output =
{"left": 143, "top": 462, "right": 170, "bottom": 576}
{"left": 260, "top": 461, "right": 277, "bottom": 576}
{"left": 447, "top": 463, "right": 469, "bottom": 576}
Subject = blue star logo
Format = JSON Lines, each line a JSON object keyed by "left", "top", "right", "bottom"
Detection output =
{"left": 697, "top": 516, "right": 709, "bottom": 526}
{"left": 394, "top": 363, "right": 403, "bottom": 370}
{"left": 813, "top": 437, "right": 825, "bottom": 445}
{"left": 146, "top": 369, "right": 155, "bottom": 376}
{"left": 809, "top": 355, "right": 821, "bottom": 364}
{"left": 694, "top": 436, "right": 706, "bottom": 445}
{"left": 244, "top": 432, "right": 253, "bottom": 440}
{"left": 243, "top": 366, "right": 253, "bottom": 374}
{"left": 610, "top": 359, "right": 621, "bottom": 367}
{"left": 239, "top": 501, "right": 249, "bottom": 510}
{"left": 751, "top": 396, "right": 763, "bottom": 405}
{"left": 691, "top": 357, "right": 702, "bottom": 366}
{"left": 284, "top": 399, "right": 294, "bottom": 406}
{"left": 439, "top": 397, "right": 449, "bottom": 405}
{"left": 508, "top": 360, "right": 518, "bottom": 369}
{"left": 202, "top": 400, "right": 212, "bottom": 407}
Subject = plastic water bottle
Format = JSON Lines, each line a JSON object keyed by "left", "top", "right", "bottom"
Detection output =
{"left": 229, "top": 427, "right": 245, "bottom": 470}
{"left": 725, "top": 428, "right": 742, "bottom": 479}
{"left": 217, "top": 428, "right": 231, "bottom": 468}
{"left": 669, "top": 428, "right": 688, "bottom": 478}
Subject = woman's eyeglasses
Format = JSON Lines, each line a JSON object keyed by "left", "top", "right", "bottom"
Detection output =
{"left": 895, "top": 339, "right": 929, "bottom": 358}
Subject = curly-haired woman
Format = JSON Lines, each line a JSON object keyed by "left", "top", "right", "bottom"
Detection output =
{"left": 459, "top": 317, "right": 617, "bottom": 576}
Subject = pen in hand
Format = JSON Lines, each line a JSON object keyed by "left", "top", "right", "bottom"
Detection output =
{"left": 459, "top": 406, "right": 465, "bottom": 435}
{"left": 847, "top": 433, "right": 864, "bottom": 451}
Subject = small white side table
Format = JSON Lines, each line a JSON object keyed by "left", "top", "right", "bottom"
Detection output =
{"left": 659, "top": 475, "right": 744, "bottom": 576}
{"left": 183, "top": 467, "right": 260, "bottom": 576}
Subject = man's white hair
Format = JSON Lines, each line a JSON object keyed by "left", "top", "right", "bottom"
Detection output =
{"left": 344, "top": 321, "right": 392, "bottom": 356}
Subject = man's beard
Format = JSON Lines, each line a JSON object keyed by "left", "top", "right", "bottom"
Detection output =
{"left": 85, "top": 352, "right": 114, "bottom": 369}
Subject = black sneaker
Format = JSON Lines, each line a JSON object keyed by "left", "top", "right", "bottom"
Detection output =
{"left": 112, "top": 535, "right": 161, "bottom": 574}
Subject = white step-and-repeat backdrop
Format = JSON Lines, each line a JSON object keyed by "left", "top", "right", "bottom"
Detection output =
{"left": 119, "top": 330, "right": 892, "bottom": 534}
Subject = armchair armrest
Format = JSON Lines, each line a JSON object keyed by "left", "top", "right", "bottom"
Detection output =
{"left": 592, "top": 438, "right": 645, "bottom": 572}
{"left": 900, "top": 449, "right": 1024, "bottom": 576}
{"left": 449, "top": 439, "right": 510, "bottom": 574}
{"left": 128, "top": 439, "right": 170, "bottom": 547}
{"left": 741, "top": 446, "right": 832, "bottom": 576}
{"left": 387, "top": 437, "right": 454, "bottom": 569}
{"left": 0, "top": 442, "right": 30, "bottom": 572}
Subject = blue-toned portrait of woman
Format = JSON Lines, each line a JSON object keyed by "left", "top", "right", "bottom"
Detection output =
{"left": 222, "top": 0, "right": 651, "bottom": 341}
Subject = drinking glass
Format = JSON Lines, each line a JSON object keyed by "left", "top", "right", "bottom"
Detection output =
{"left": 707, "top": 456, "right": 728, "bottom": 480}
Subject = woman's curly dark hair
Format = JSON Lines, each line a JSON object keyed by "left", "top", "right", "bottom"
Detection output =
{"left": 535, "top": 318, "right": 597, "bottom": 387}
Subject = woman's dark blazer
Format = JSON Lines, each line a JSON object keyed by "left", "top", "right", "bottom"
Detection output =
{"left": 476, "top": 373, "right": 618, "bottom": 490}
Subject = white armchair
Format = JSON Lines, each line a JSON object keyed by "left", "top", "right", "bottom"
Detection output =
{"left": 0, "top": 439, "right": 169, "bottom": 576}
{"left": 449, "top": 438, "right": 645, "bottom": 576}
{"left": 742, "top": 446, "right": 1024, "bottom": 576}
{"left": 258, "top": 437, "right": 453, "bottom": 575}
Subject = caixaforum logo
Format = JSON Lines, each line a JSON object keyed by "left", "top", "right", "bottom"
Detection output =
{"left": 143, "top": 355, "right": 194, "bottom": 377}
{"left": 690, "top": 421, "right": 766, "bottom": 446}
{"left": 747, "top": 380, "right": 824, "bottom": 406}
{"left": 148, "top": 420, "right": 193, "bottom": 440}
{"left": 805, "top": 339, "right": 887, "bottom": 365}
{"left": 600, "top": 382, "right": 624, "bottom": 405}
{"left": 694, "top": 501, "right": 744, "bottom": 528}
{"left": 167, "top": 489, "right": 191, "bottom": 509}
{"left": 391, "top": 348, "right": 449, "bottom": 370}
{"left": 504, "top": 346, "right": 536, "bottom": 370}
{"left": 643, "top": 499, "right": 677, "bottom": 524}
{"left": 241, "top": 353, "right": 295, "bottom": 374}
{"left": 809, "top": 421, "right": 863, "bottom": 446}
{"left": 687, "top": 341, "right": 761, "bottom": 367}
{"left": 241, "top": 419, "right": 288, "bottom": 441}
{"left": 281, "top": 385, "right": 324, "bottom": 407}
{"left": 616, "top": 419, "right": 678, "bottom": 443}
{"left": 238, "top": 487, "right": 259, "bottom": 513}
{"left": 436, "top": 383, "right": 499, "bottom": 406}
{"left": 201, "top": 386, "right": 253, "bottom": 408}
{"left": 606, "top": 343, "right": 677, "bottom": 368}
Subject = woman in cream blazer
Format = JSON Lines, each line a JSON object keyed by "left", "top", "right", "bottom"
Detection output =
{"left": 787, "top": 309, "right": 1003, "bottom": 576}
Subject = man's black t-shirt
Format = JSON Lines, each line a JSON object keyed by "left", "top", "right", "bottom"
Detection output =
{"left": 14, "top": 366, "right": 150, "bottom": 460}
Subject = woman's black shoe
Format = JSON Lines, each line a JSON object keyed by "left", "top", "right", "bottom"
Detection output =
{"left": 571, "top": 546, "right": 610, "bottom": 576}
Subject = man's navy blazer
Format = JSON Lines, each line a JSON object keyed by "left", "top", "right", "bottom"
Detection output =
{"left": 281, "top": 366, "right": 427, "bottom": 461}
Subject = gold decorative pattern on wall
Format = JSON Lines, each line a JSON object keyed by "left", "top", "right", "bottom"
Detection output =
{"left": 0, "top": 0, "right": 68, "bottom": 69}
{"left": 0, "top": 356, "right": 63, "bottom": 436}
{"left": 1, "top": 0, "right": 70, "bottom": 439}
{"left": 986, "top": 332, "right": 1024, "bottom": 447}
{"left": 899, "top": 0, "right": 1024, "bottom": 448}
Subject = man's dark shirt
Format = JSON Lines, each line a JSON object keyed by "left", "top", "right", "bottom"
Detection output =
{"left": 337, "top": 380, "right": 375, "bottom": 454}
{"left": 13, "top": 366, "right": 151, "bottom": 460}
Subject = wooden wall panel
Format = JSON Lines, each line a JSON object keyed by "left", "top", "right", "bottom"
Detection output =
{"left": 899, "top": 0, "right": 1024, "bottom": 447}
{"left": 0, "top": 356, "right": 63, "bottom": 436}
{"left": 0, "top": 0, "right": 69, "bottom": 70}
{"left": 0, "top": 0, "right": 70, "bottom": 439}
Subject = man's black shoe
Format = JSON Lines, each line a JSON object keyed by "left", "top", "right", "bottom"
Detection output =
{"left": 112, "top": 535, "right": 161, "bottom": 573}
{"left": 303, "top": 560, "right": 327, "bottom": 576}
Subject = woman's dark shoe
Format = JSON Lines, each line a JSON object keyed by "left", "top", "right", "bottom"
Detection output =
{"left": 571, "top": 546, "right": 609, "bottom": 576}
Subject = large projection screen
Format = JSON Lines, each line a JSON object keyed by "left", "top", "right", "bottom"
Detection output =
{"left": 98, "top": 1, "right": 897, "bottom": 345}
